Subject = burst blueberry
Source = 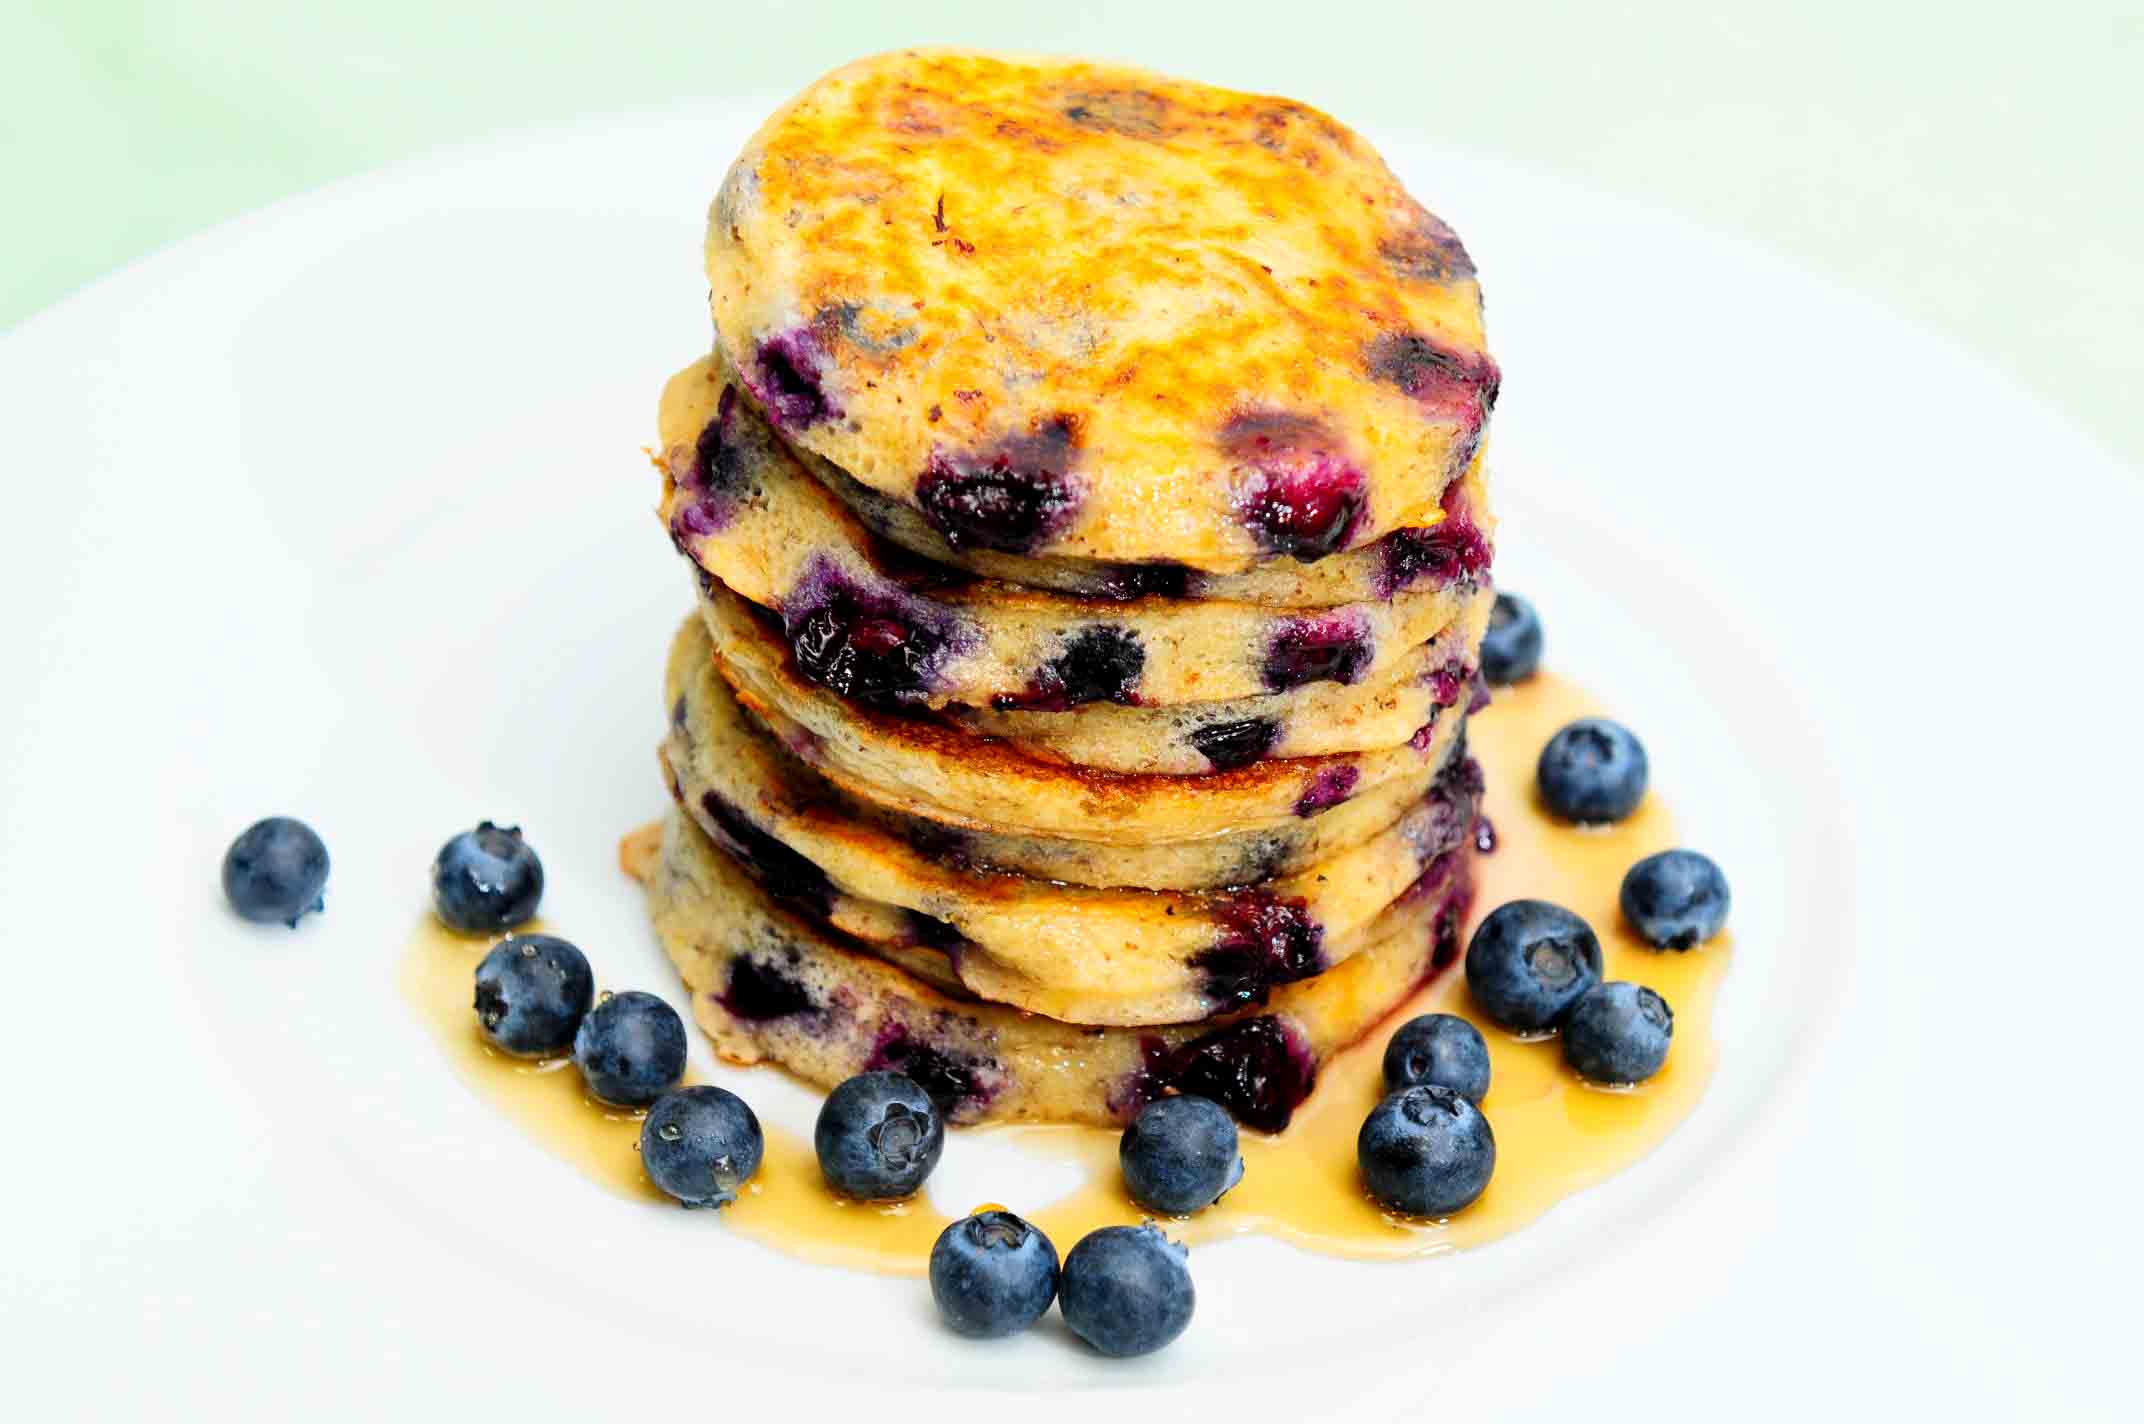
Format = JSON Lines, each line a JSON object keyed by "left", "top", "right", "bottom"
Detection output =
{"left": 431, "top": 822, "right": 544, "bottom": 932}
{"left": 916, "top": 420, "right": 1082, "bottom": 553}
{"left": 1058, "top": 1225, "right": 1196, "bottom": 1358}
{"left": 472, "top": 934, "right": 593, "bottom": 1057}
{"left": 1263, "top": 613, "right": 1372, "bottom": 691}
{"left": 1187, "top": 715, "right": 1280, "bottom": 772}
{"left": 929, "top": 1210, "right": 1061, "bottom": 1339}
{"left": 1537, "top": 718, "right": 1649, "bottom": 824}
{"left": 1358, "top": 1084, "right": 1496, "bottom": 1217}
{"left": 222, "top": 817, "right": 330, "bottom": 927}
{"left": 1158, "top": 1016, "right": 1315, "bottom": 1133}
{"left": 1119, "top": 1096, "right": 1244, "bottom": 1215}
{"left": 640, "top": 1086, "right": 764, "bottom": 1208}
{"left": 1620, "top": 849, "right": 1731, "bottom": 950}
{"left": 814, "top": 1070, "right": 945, "bottom": 1199}
{"left": 572, "top": 990, "right": 688, "bottom": 1107}
{"left": 1480, "top": 592, "right": 1543, "bottom": 685}
{"left": 1464, "top": 899, "right": 1603, "bottom": 1032}
{"left": 1382, "top": 1013, "right": 1491, "bottom": 1103}
{"left": 1563, "top": 982, "right": 1673, "bottom": 1085}
{"left": 998, "top": 624, "right": 1145, "bottom": 709}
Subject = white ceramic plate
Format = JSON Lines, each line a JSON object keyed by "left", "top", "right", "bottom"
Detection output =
{"left": 3, "top": 101, "right": 2131, "bottom": 1421}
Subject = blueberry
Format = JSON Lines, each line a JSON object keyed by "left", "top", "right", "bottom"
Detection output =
{"left": 1119, "top": 1096, "right": 1244, "bottom": 1215}
{"left": 640, "top": 1085, "right": 764, "bottom": 1208}
{"left": 1537, "top": 718, "right": 1648, "bottom": 824}
{"left": 1382, "top": 1013, "right": 1491, "bottom": 1103}
{"left": 928, "top": 1210, "right": 1060, "bottom": 1338}
{"left": 572, "top": 991, "right": 687, "bottom": 1107}
{"left": 1193, "top": 892, "right": 1324, "bottom": 1008}
{"left": 431, "top": 822, "right": 544, "bottom": 932}
{"left": 1058, "top": 1224, "right": 1195, "bottom": 1358}
{"left": 221, "top": 817, "right": 329, "bottom": 927}
{"left": 783, "top": 564, "right": 956, "bottom": 707}
{"left": 814, "top": 1070, "right": 945, "bottom": 1199}
{"left": 472, "top": 934, "right": 593, "bottom": 1057}
{"left": 997, "top": 624, "right": 1145, "bottom": 710}
{"left": 1157, "top": 1016, "right": 1316, "bottom": 1133}
{"left": 1464, "top": 900, "right": 1603, "bottom": 1032}
{"left": 1620, "top": 849, "right": 1731, "bottom": 950}
{"left": 1480, "top": 592, "right": 1543, "bottom": 685}
{"left": 1562, "top": 982, "right": 1673, "bottom": 1084}
{"left": 916, "top": 418, "right": 1083, "bottom": 553}
{"left": 1358, "top": 1084, "right": 1496, "bottom": 1217}
{"left": 1263, "top": 613, "right": 1373, "bottom": 691}
{"left": 1187, "top": 715, "right": 1281, "bottom": 772}
{"left": 1375, "top": 515, "right": 1492, "bottom": 597}
{"left": 716, "top": 953, "right": 817, "bottom": 1020}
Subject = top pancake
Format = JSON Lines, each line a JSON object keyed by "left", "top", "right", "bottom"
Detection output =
{"left": 705, "top": 49, "right": 1497, "bottom": 571}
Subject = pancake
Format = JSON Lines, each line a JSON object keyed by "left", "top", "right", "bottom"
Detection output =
{"left": 634, "top": 806, "right": 1476, "bottom": 1130}
{"left": 703, "top": 48, "right": 1497, "bottom": 571}
{"left": 662, "top": 616, "right": 1483, "bottom": 1023}
{"left": 658, "top": 355, "right": 1494, "bottom": 711}
{"left": 696, "top": 584, "right": 1467, "bottom": 842}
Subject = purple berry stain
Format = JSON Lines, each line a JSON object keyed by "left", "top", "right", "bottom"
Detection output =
{"left": 1293, "top": 764, "right": 1359, "bottom": 818}
{"left": 671, "top": 385, "right": 745, "bottom": 540}
{"left": 1366, "top": 331, "right": 1501, "bottom": 476}
{"left": 916, "top": 415, "right": 1084, "bottom": 553}
{"left": 1263, "top": 610, "right": 1373, "bottom": 691}
{"left": 747, "top": 326, "right": 839, "bottom": 430}
{"left": 1222, "top": 412, "right": 1367, "bottom": 561}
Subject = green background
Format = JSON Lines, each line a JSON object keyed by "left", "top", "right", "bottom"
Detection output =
{"left": 8, "top": 0, "right": 2138, "bottom": 466}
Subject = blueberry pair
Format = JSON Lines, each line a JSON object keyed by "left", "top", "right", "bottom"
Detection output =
{"left": 931, "top": 1215, "right": 1195, "bottom": 1358}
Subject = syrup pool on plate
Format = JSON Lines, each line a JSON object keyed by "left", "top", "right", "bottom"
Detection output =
{"left": 400, "top": 669, "right": 1732, "bottom": 1273}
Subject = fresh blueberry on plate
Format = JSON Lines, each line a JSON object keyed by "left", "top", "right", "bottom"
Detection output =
{"left": 572, "top": 990, "right": 687, "bottom": 1107}
{"left": 814, "top": 1070, "right": 945, "bottom": 1200}
{"left": 1464, "top": 900, "right": 1603, "bottom": 1032}
{"left": 1119, "top": 1096, "right": 1244, "bottom": 1216}
{"left": 221, "top": 817, "right": 330, "bottom": 927}
{"left": 1382, "top": 1013, "right": 1491, "bottom": 1103}
{"left": 928, "top": 1209, "right": 1060, "bottom": 1338}
{"left": 1479, "top": 592, "right": 1543, "bottom": 685}
{"left": 472, "top": 934, "right": 593, "bottom": 1057}
{"left": 1620, "top": 849, "right": 1731, "bottom": 950}
{"left": 1562, "top": 982, "right": 1674, "bottom": 1085}
{"left": 1358, "top": 1084, "right": 1496, "bottom": 1217}
{"left": 1058, "top": 1224, "right": 1195, "bottom": 1358}
{"left": 1536, "top": 718, "right": 1649, "bottom": 824}
{"left": 640, "top": 1086, "right": 764, "bottom": 1208}
{"left": 431, "top": 822, "right": 544, "bottom": 932}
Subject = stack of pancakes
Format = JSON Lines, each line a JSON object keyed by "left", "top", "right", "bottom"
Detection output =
{"left": 640, "top": 50, "right": 1501, "bottom": 1131}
